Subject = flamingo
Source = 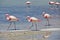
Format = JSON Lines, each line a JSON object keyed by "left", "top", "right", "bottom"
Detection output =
{"left": 25, "top": 1, "right": 31, "bottom": 8}
{"left": 49, "top": 1, "right": 55, "bottom": 9}
{"left": 5, "top": 14, "right": 19, "bottom": 30}
{"left": 55, "top": 2, "right": 60, "bottom": 8}
{"left": 42, "top": 12, "right": 51, "bottom": 26}
{"left": 49, "top": 1, "right": 55, "bottom": 5}
{"left": 26, "top": 16, "right": 41, "bottom": 31}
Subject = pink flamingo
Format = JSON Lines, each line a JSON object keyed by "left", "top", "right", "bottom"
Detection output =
{"left": 26, "top": 16, "right": 41, "bottom": 31}
{"left": 55, "top": 2, "right": 60, "bottom": 8}
{"left": 25, "top": 1, "right": 31, "bottom": 8}
{"left": 42, "top": 12, "right": 51, "bottom": 26}
{"left": 49, "top": 1, "right": 55, "bottom": 9}
{"left": 5, "top": 14, "right": 19, "bottom": 30}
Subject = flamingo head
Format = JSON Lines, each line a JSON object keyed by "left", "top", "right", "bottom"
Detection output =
{"left": 26, "top": 16, "right": 30, "bottom": 19}
{"left": 5, "top": 14, "right": 10, "bottom": 17}
{"left": 42, "top": 12, "right": 46, "bottom": 16}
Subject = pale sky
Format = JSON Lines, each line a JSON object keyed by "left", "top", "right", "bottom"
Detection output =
{"left": 0, "top": 0, "right": 58, "bottom": 7}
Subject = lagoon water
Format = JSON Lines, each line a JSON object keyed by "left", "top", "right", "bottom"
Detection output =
{"left": 0, "top": 6, "right": 60, "bottom": 40}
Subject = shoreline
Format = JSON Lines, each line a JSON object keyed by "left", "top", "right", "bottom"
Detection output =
{"left": 0, "top": 28, "right": 60, "bottom": 40}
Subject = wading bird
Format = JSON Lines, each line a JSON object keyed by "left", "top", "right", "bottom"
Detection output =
{"left": 5, "top": 14, "right": 19, "bottom": 30}
{"left": 49, "top": 1, "right": 55, "bottom": 9}
{"left": 42, "top": 12, "right": 51, "bottom": 26}
{"left": 26, "top": 16, "right": 41, "bottom": 31}
{"left": 55, "top": 2, "right": 60, "bottom": 9}
{"left": 25, "top": 1, "right": 31, "bottom": 8}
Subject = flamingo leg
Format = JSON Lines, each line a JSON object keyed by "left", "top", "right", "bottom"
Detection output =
{"left": 27, "top": 6, "right": 31, "bottom": 8}
{"left": 29, "top": 22, "right": 33, "bottom": 29}
{"left": 50, "top": 5, "right": 55, "bottom": 9}
{"left": 26, "top": 3, "right": 31, "bottom": 8}
{"left": 35, "top": 22, "right": 38, "bottom": 31}
{"left": 56, "top": 5, "right": 59, "bottom": 8}
{"left": 47, "top": 18, "right": 50, "bottom": 26}
{"left": 7, "top": 22, "right": 12, "bottom": 30}
{"left": 13, "top": 22, "right": 16, "bottom": 30}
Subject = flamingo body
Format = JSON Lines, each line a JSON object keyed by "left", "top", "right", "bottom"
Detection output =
{"left": 49, "top": 1, "right": 55, "bottom": 5}
{"left": 6, "top": 16, "right": 18, "bottom": 21}
{"left": 6, "top": 14, "right": 18, "bottom": 21}
{"left": 42, "top": 12, "right": 51, "bottom": 19}
{"left": 55, "top": 2, "right": 60, "bottom": 5}
{"left": 27, "top": 16, "right": 40, "bottom": 22}
{"left": 26, "top": 1, "right": 31, "bottom": 4}
{"left": 43, "top": 14, "right": 51, "bottom": 18}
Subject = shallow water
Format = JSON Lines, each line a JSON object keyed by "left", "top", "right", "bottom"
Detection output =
{"left": 0, "top": 31, "right": 60, "bottom": 40}
{"left": 0, "top": 6, "right": 60, "bottom": 40}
